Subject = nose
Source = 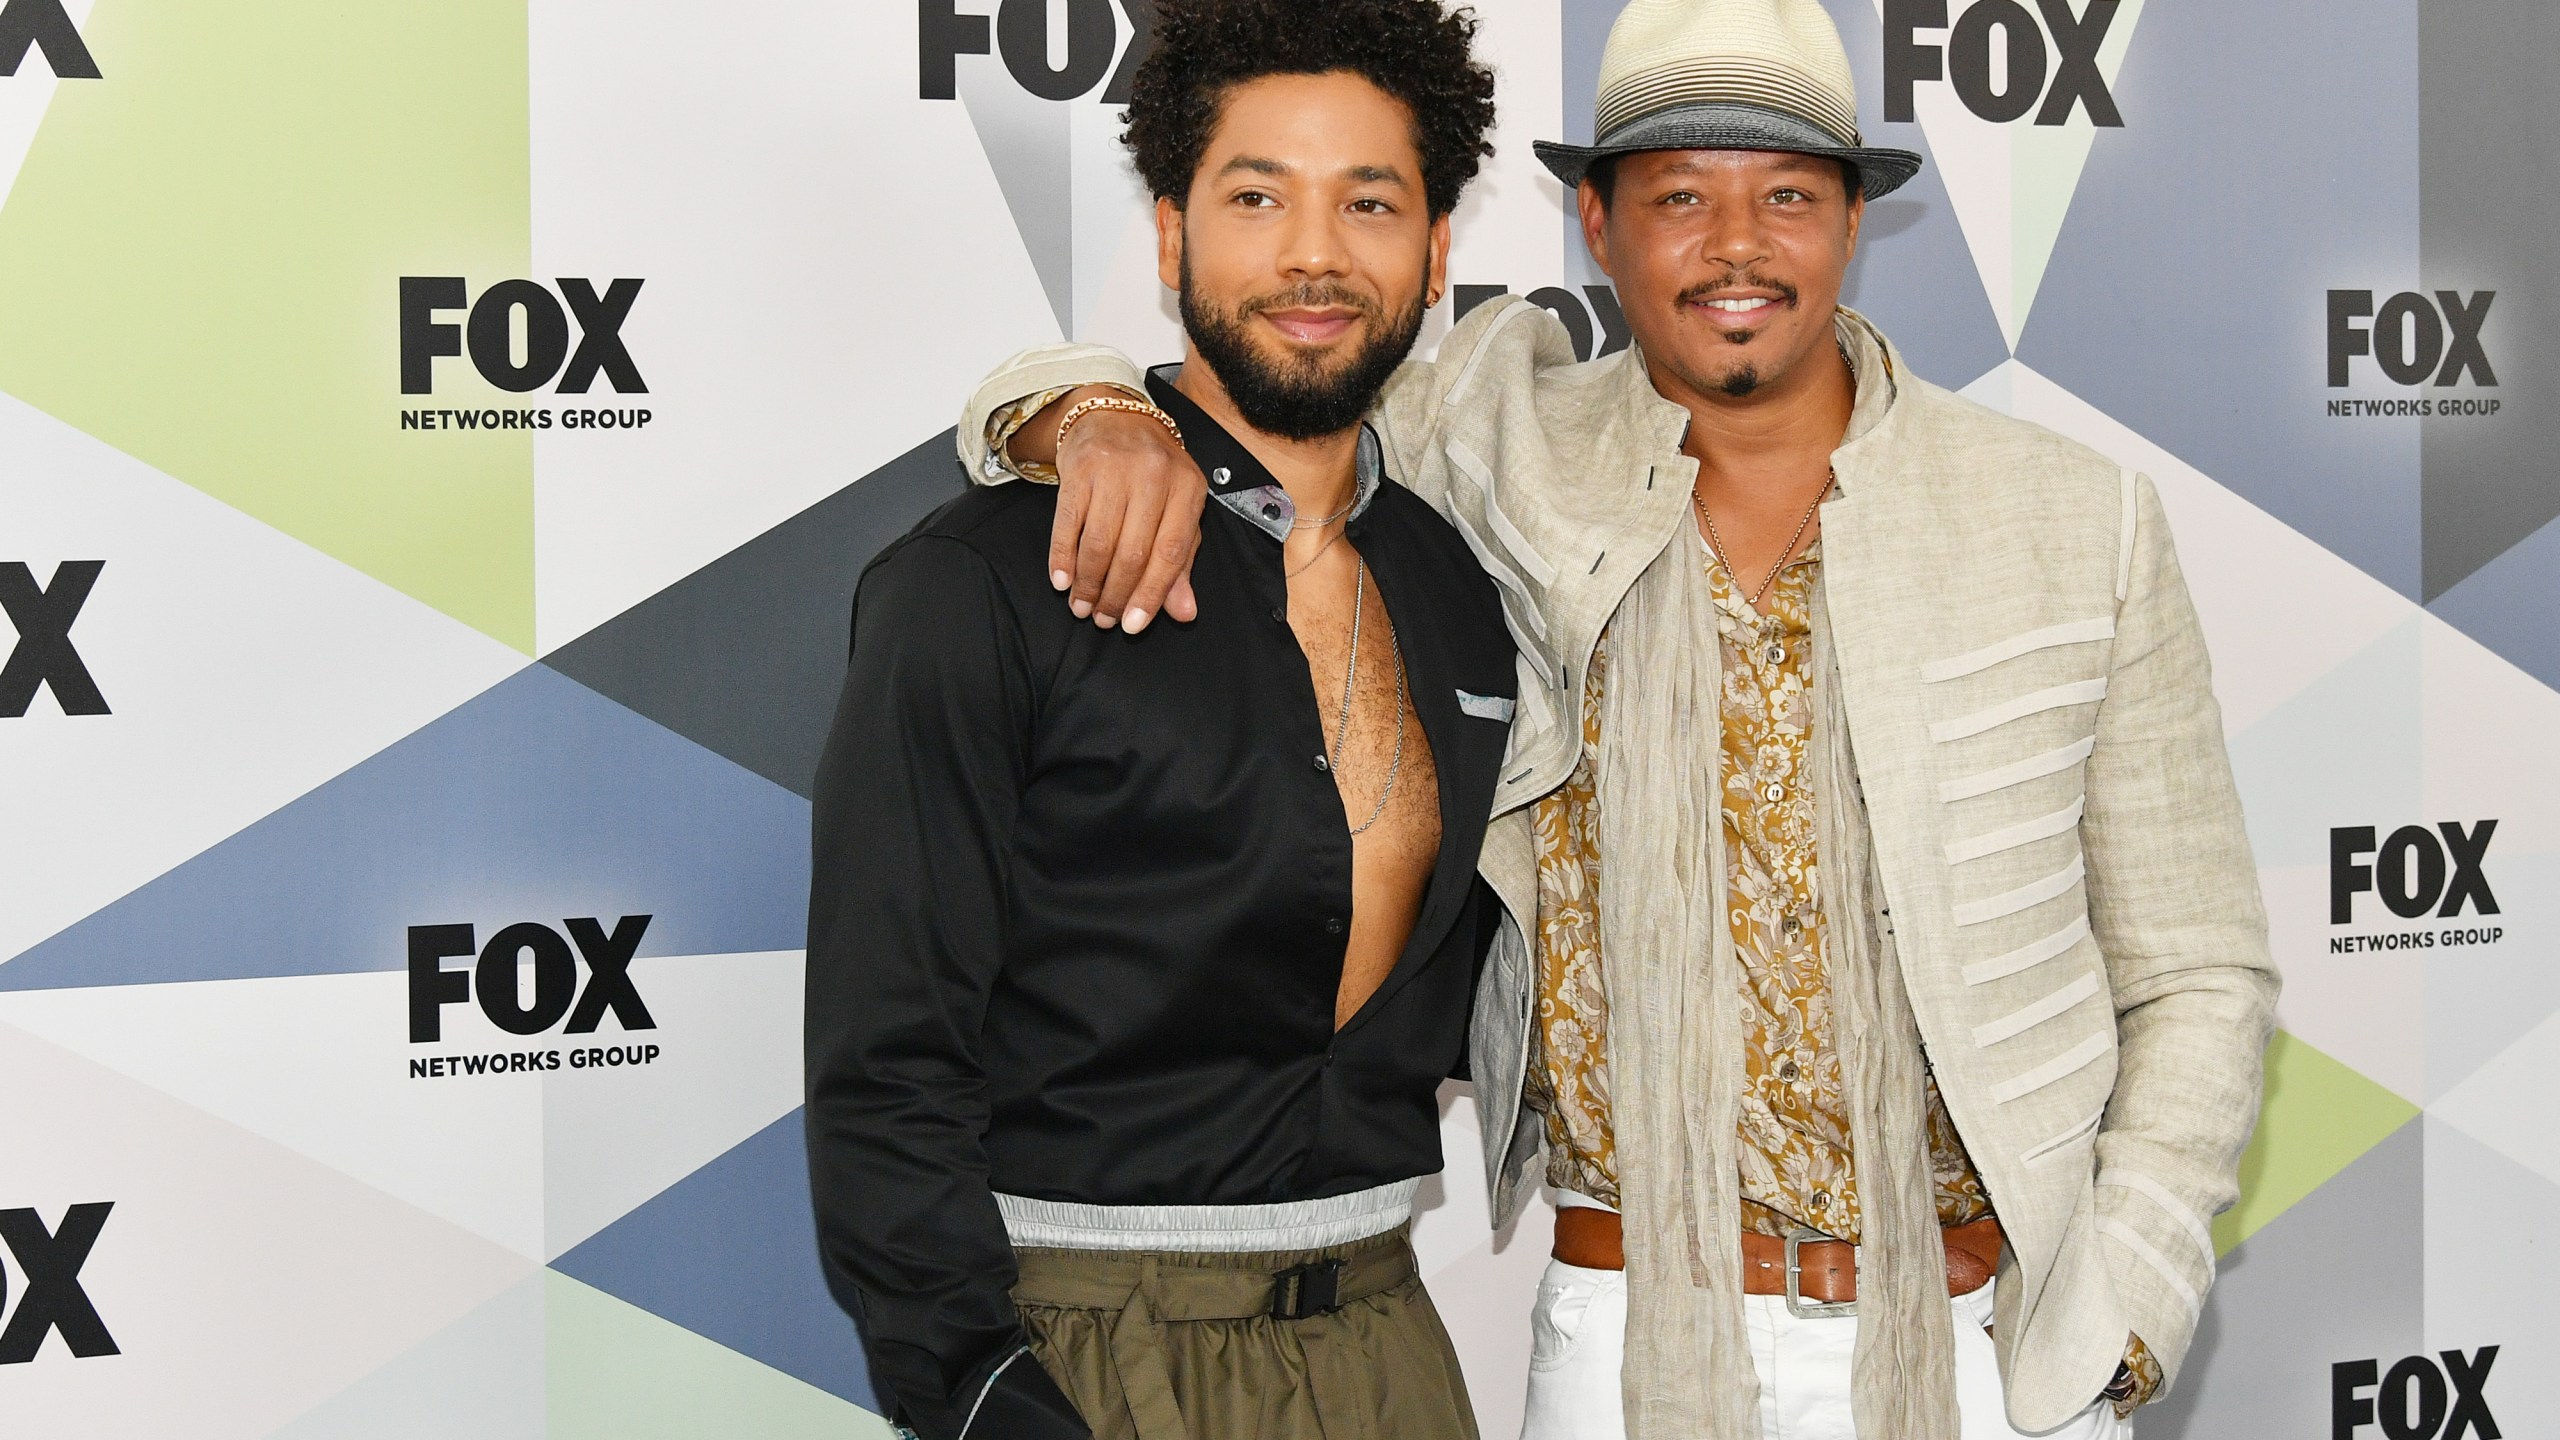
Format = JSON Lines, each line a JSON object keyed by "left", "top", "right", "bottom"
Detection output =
{"left": 1699, "top": 198, "right": 1773, "bottom": 273}
{"left": 1277, "top": 202, "right": 1352, "bottom": 283}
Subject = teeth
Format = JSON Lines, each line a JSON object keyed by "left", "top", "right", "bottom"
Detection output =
{"left": 1706, "top": 297, "right": 1770, "bottom": 312}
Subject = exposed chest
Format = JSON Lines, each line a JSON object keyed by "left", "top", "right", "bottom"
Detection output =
{"left": 1288, "top": 552, "right": 1442, "bottom": 877}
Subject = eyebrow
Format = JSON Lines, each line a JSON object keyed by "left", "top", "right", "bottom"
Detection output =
{"left": 1214, "top": 155, "right": 1414, "bottom": 188}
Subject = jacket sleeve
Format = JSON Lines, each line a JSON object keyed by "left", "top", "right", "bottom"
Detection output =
{"left": 949, "top": 298, "right": 1581, "bottom": 491}
{"left": 805, "top": 535, "right": 1090, "bottom": 1440}
{"left": 955, "top": 343, "right": 1149, "bottom": 483}
{"left": 1369, "top": 296, "right": 1580, "bottom": 501}
{"left": 2080, "top": 472, "right": 2281, "bottom": 1394}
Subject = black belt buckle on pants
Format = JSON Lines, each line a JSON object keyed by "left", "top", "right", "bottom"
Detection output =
{"left": 1271, "top": 1258, "right": 1347, "bottom": 1320}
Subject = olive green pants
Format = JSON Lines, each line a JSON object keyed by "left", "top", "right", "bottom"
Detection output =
{"left": 1010, "top": 1224, "right": 1479, "bottom": 1440}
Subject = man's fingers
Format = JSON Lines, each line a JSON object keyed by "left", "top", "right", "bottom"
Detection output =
{"left": 1119, "top": 515, "right": 1200, "bottom": 634}
{"left": 1097, "top": 480, "right": 1171, "bottom": 628}
{"left": 1048, "top": 473, "right": 1090, "bottom": 594}
{"left": 1070, "top": 481, "right": 1130, "bottom": 621}
{"left": 1051, "top": 410, "right": 1209, "bottom": 628}
{"left": 1164, "top": 569, "right": 1199, "bottom": 625}
{"left": 1123, "top": 480, "right": 1207, "bottom": 633}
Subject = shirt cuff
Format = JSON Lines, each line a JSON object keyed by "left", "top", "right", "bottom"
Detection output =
{"left": 983, "top": 387, "right": 1079, "bottom": 485}
{"left": 2110, "top": 1332, "right": 2164, "bottom": 1418}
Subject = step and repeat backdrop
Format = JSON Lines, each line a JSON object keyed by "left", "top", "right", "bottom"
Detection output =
{"left": 4, "top": 0, "right": 2554, "bottom": 1436}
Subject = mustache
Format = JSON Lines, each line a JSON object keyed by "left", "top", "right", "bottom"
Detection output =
{"left": 1241, "top": 283, "right": 1383, "bottom": 323}
{"left": 1677, "top": 274, "right": 1801, "bottom": 308}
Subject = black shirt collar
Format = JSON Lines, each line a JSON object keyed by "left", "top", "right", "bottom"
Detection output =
{"left": 1145, "top": 364, "right": 1381, "bottom": 544}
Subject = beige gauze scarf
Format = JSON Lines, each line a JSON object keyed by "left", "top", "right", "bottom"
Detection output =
{"left": 1592, "top": 520, "right": 1962, "bottom": 1440}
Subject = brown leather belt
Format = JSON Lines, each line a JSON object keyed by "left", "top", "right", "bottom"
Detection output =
{"left": 1553, "top": 1206, "right": 2002, "bottom": 1305}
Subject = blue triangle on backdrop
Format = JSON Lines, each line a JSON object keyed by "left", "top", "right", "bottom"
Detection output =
{"left": 551, "top": 1106, "right": 879, "bottom": 1415}
{"left": 1824, "top": 0, "right": 2013, "bottom": 390}
{"left": 0, "top": 664, "right": 810, "bottom": 991}
{"left": 2019, "top": 0, "right": 2425, "bottom": 600}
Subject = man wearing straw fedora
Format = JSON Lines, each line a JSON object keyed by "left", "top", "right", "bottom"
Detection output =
{"left": 959, "top": 1, "right": 2277, "bottom": 1436}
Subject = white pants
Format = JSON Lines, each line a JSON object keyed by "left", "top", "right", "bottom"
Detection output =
{"left": 1521, "top": 1258, "right": 2133, "bottom": 1440}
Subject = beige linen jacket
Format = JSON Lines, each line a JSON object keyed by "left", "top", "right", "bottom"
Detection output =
{"left": 956, "top": 299, "right": 2277, "bottom": 1429}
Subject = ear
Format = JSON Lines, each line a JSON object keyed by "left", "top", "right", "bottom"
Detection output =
{"left": 1425, "top": 210, "right": 1453, "bottom": 308}
{"left": 1576, "top": 178, "right": 1615, "bottom": 280}
{"left": 1155, "top": 195, "right": 1184, "bottom": 292}
{"left": 1843, "top": 187, "right": 1865, "bottom": 264}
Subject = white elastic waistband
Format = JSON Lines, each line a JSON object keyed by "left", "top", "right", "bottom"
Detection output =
{"left": 995, "top": 1179, "right": 1420, "bottom": 1253}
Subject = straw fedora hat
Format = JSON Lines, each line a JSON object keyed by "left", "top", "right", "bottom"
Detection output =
{"left": 1532, "top": 0, "right": 1923, "bottom": 199}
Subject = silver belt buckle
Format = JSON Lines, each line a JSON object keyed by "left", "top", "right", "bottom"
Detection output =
{"left": 1784, "top": 1226, "right": 1858, "bottom": 1319}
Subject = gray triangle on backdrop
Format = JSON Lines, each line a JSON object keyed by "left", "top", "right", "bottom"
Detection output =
{"left": 2424, "top": 1113, "right": 2560, "bottom": 1356}
{"left": 2140, "top": 1120, "right": 2423, "bottom": 1440}
{"left": 2418, "top": 0, "right": 2560, "bottom": 600}
{"left": 544, "top": 430, "right": 971, "bottom": 800}
{"left": 964, "top": 61, "right": 1076, "bottom": 335}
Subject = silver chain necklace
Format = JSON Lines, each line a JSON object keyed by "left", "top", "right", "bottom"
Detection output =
{"left": 1328, "top": 558, "right": 1407, "bottom": 836}
{"left": 1291, "top": 492, "right": 1357, "bottom": 530}
{"left": 1284, "top": 522, "right": 1348, "bottom": 580}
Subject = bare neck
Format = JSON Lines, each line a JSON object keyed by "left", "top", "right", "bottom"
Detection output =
{"left": 1174, "top": 346, "right": 1362, "bottom": 519}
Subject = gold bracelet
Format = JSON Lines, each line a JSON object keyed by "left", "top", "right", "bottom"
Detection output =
{"left": 1056, "top": 393, "right": 1182, "bottom": 452}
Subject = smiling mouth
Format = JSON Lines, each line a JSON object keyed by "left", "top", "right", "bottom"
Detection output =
{"left": 1693, "top": 294, "right": 1786, "bottom": 318}
{"left": 1257, "top": 308, "right": 1362, "bottom": 346}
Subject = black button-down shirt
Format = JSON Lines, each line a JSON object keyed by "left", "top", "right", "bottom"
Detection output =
{"left": 806, "top": 373, "right": 1517, "bottom": 1440}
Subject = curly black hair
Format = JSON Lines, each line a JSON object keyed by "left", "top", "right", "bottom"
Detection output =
{"left": 1122, "top": 0, "right": 1498, "bottom": 219}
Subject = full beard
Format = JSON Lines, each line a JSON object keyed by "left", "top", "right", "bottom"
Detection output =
{"left": 1180, "top": 253, "right": 1428, "bottom": 442}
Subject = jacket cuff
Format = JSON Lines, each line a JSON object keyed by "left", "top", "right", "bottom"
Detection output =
{"left": 2093, "top": 1177, "right": 2217, "bottom": 1391}
{"left": 907, "top": 1343, "right": 1089, "bottom": 1440}
{"left": 956, "top": 344, "right": 1150, "bottom": 484}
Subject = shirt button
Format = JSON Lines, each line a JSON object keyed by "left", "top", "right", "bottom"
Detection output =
{"left": 1780, "top": 1061, "right": 1800, "bottom": 1082}
{"left": 1763, "top": 781, "right": 1786, "bottom": 804}
{"left": 1811, "top": 1190, "right": 1831, "bottom": 1210}
{"left": 1270, "top": 605, "right": 1287, "bottom": 624}
{"left": 1213, "top": 467, "right": 1232, "bottom": 484}
{"left": 1765, "top": 642, "right": 1786, "bottom": 665}
{"left": 1314, "top": 754, "right": 1330, "bottom": 772}
{"left": 1783, "top": 914, "right": 1803, "bottom": 937}
{"left": 1325, "top": 917, "right": 1346, "bottom": 936}
{"left": 1262, "top": 502, "right": 1284, "bottom": 521}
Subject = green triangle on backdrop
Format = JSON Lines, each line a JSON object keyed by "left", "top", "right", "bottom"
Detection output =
{"left": 2214, "top": 1029, "right": 2421, "bottom": 1255}
{"left": 0, "top": 0, "right": 536, "bottom": 651}
{"left": 545, "top": 1272, "right": 894, "bottom": 1440}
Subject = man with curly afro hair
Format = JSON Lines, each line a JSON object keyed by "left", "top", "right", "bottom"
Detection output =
{"left": 807, "top": 4, "right": 1514, "bottom": 1440}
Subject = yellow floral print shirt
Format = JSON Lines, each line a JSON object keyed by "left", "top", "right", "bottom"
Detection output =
{"left": 1525, "top": 542, "right": 1993, "bottom": 1243}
